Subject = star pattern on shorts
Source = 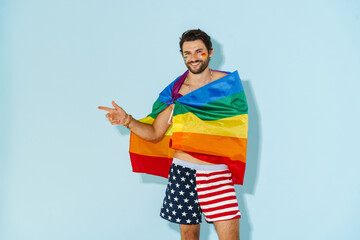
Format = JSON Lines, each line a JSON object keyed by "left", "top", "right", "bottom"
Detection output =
{"left": 160, "top": 164, "right": 202, "bottom": 225}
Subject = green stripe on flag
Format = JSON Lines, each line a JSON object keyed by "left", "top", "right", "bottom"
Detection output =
{"left": 174, "top": 92, "right": 247, "bottom": 121}
{"left": 148, "top": 99, "right": 168, "bottom": 118}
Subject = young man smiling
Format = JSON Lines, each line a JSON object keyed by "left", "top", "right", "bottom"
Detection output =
{"left": 99, "top": 29, "right": 248, "bottom": 240}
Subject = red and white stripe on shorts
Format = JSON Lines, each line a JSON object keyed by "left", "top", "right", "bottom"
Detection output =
{"left": 196, "top": 169, "right": 241, "bottom": 222}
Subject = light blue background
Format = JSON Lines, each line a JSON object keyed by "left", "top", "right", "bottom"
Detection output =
{"left": 1, "top": 0, "right": 360, "bottom": 239}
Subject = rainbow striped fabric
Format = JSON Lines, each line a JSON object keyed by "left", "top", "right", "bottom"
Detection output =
{"left": 129, "top": 70, "right": 248, "bottom": 185}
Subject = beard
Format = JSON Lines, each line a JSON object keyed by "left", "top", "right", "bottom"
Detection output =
{"left": 185, "top": 57, "right": 211, "bottom": 74}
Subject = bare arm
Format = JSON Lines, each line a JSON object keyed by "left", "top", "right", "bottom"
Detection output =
{"left": 98, "top": 101, "right": 173, "bottom": 143}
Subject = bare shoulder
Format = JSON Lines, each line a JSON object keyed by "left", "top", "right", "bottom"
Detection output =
{"left": 212, "top": 70, "right": 229, "bottom": 81}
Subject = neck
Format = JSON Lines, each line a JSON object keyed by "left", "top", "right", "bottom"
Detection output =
{"left": 188, "top": 67, "right": 211, "bottom": 85}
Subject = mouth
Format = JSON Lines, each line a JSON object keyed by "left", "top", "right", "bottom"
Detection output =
{"left": 189, "top": 61, "right": 201, "bottom": 67}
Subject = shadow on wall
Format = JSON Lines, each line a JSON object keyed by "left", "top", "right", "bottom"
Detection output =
{"left": 241, "top": 81, "right": 262, "bottom": 196}
{"left": 237, "top": 80, "right": 262, "bottom": 240}
{"left": 115, "top": 125, "right": 130, "bottom": 136}
{"left": 210, "top": 38, "right": 224, "bottom": 70}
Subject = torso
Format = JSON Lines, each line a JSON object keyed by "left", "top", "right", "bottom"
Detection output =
{"left": 173, "top": 70, "right": 229, "bottom": 164}
{"left": 173, "top": 150, "right": 213, "bottom": 164}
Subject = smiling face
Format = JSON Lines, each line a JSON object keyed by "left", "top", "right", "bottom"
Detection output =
{"left": 182, "top": 40, "right": 213, "bottom": 74}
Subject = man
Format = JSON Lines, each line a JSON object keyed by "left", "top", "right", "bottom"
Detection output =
{"left": 99, "top": 29, "right": 248, "bottom": 240}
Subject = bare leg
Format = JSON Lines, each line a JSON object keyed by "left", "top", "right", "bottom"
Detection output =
{"left": 180, "top": 224, "right": 200, "bottom": 240}
{"left": 213, "top": 219, "right": 239, "bottom": 240}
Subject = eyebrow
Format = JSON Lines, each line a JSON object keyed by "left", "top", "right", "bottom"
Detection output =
{"left": 183, "top": 48, "right": 205, "bottom": 54}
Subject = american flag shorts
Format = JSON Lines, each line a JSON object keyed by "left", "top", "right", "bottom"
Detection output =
{"left": 160, "top": 158, "right": 241, "bottom": 225}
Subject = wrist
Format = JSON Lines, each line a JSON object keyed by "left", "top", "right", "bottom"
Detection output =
{"left": 123, "top": 114, "right": 133, "bottom": 128}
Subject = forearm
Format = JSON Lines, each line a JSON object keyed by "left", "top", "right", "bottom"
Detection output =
{"left": 127, "top": 118, "right": 163, "bottom": 143}
{"left": 126, "top": 104, "right": 173, "bottom": 143}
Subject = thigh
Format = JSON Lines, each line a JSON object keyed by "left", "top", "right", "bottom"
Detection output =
{"left": 213, "top": 219, "right": 239, "bottom": 240}
{"left": 180, "top": 224, "right": 200, "bottom": 240}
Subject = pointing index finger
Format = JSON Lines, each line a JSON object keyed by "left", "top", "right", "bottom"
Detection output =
{"left": 98, "top": 106, "right": 113, "bottom": 112}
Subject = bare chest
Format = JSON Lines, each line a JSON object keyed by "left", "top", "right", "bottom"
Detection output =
{"left": 178, "top": 82, "right": 203, "bottom": 96}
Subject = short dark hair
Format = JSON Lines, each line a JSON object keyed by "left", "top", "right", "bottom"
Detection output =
{"left": 179, "top": 29, "right": 212, "bottom": 53}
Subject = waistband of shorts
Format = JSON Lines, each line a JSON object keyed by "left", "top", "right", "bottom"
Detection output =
{"left": 172, "top": 158, "right": 229, "bottom": 171}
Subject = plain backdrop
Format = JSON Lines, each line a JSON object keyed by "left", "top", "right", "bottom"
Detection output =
{"left": 1, "top": 0, "right": 360, "bottom": 240}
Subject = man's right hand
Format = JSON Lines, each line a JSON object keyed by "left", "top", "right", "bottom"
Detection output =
{"left": 98, "top": 101, "right": 173, "bottom": 143}
{"left": 98, "top": 101, "right": 127, "bottom": 125}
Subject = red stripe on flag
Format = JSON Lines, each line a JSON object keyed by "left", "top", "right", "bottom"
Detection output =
{"left": 201, "top": 203, "right": 239, "bottom": 214}
{"left": 198, "top": 188, "right": 235, "bottom": 199}
{"left": 196, "top": 176, "right": 233, "bottom": 185}
{"left": 197, "top": 182, "right": 233, "bottom": 192}
{"left": 129, "top": 152, "right": 172, "bottom": 178}
{"left": 196, "top": 170, "right": 231, "bottom": 177}
{"left": 206, "top": 211, "right": 241, "bottom": 221}
{"left": 198, "top": 196, "right": 237, "bottom": 206}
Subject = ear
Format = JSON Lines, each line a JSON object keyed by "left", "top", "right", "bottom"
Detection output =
{"left": 208, "top": 48, "right": 214, "bottom": 58}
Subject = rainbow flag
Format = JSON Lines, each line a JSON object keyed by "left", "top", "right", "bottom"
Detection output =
{"left": 129, "top": 71, "right": 248, "bottom": 185}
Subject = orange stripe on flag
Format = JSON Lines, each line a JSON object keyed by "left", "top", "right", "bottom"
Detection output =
{"left": 130, "top": 133, "right": 174, "bottom": 158}
{"left": 171, "top": 132, "right": 247, "bottom": 163}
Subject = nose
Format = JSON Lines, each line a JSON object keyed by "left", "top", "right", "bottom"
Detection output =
{"left": 187, "top": 53, "right": 200, "bottom": 62}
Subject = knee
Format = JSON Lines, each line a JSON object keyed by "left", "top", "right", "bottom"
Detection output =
{"left": 180, "top": 225, "right": 200, "bottom": 240}
{"left": 181, "top": 231, "right": 199, "bottom": 240}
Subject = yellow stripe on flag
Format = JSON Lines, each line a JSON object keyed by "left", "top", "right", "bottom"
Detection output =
{"left": 173, "top": 112, "right": 248, "bottom": 138}
{"left": 138, "top": 116, "right": 173, "bottom": 136}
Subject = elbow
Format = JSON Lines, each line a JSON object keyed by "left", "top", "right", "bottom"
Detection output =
{"left": 149, "top": 136, "right": 164, "bottom": 143}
